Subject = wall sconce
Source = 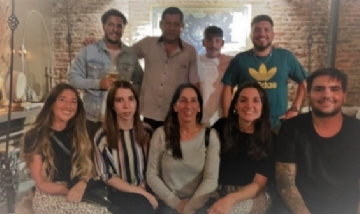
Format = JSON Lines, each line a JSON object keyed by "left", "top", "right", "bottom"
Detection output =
{"left": 18, "top": 46, "right": 27, "bottom": 57}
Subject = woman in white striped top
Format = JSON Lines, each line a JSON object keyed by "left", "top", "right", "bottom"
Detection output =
{"left": 94, "top": 80, "right": 157, "bottom": 213}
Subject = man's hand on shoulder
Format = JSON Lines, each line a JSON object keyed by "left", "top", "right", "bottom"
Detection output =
{"left": 83, "top": 37, "right": 96, "bottom": 46}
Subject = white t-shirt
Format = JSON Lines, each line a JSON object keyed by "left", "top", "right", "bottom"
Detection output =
{"left": 198, "top": 54, "right": 232, "bottom": 126}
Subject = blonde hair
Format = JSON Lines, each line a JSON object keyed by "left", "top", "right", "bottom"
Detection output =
{"left": 21, "top": 83, "right": 94, "bottom": 181}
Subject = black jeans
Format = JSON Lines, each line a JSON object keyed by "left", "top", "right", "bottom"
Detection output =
{"left": 143, "top": 118, "right": 164, "bottom": 131}
{"left": 108, "top": 189, "right": 156, "bottom": 214}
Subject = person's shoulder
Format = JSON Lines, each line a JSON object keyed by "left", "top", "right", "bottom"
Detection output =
{"left": 233, "top": 49, "right": 252, "bottom": 58}
{"left": 281, "top": 112, "right": 312, "bottom": 130}
{"left": 219, "top": 54, "right": 233, "bottom": 63}
{"left": 211, "top": 118, "right": 227, "bottom": 135}
{"left": 199, "top": 54, "right": 207, "bottom": 61}
{"left": 94, "top": 127, "right": 106, "bottom": 144}
{"left": 152, "top": 125, "right": 165, "bottom": 137}
{"left": 182, "top": 40, "right": 197, "bottom": 52}
{"left": 142, "top": 121, "right": 153, "bottom": 135}
{"left": 343, "top": 113, "right": 360, "bottom": 128}
{"left": 140, "top": 36, "right": 158, "bottom": 42}
{"left": 273, "top": 47, "right": 296, "bottom": 57}
{"left": 212, "top": 117, "right": 227, "bottom": 127}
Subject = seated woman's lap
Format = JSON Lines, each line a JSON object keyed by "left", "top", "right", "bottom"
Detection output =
{"left": 107, "top": 189, "right": 156, "bottom": 214}
{"left": 157, "top": 199, "right": 215, "bottom": 214}
{"left": 32, "top": 189, "right": 110, "bottom": 214}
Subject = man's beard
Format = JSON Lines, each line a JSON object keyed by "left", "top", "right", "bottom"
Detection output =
{"left": 105, "top": 36, "right": 120, "bottom": 44}
{"left": 310, "top": 101, "right": 342, "bottom": 118}
{"left": 253, "top": 41, "right": 272, "bottom": 52}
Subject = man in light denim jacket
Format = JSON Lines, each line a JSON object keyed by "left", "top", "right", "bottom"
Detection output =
{"left": 68, "top": 9, "right": 143, "bottom": 140}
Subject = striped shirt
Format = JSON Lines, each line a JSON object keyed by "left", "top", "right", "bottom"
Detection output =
{"left": 94, "top": 126, "right": 151, "bottom": 186}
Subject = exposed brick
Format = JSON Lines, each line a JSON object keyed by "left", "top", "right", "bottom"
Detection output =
{"left": 0, "top": 0, "right": 359, "bottom": 106}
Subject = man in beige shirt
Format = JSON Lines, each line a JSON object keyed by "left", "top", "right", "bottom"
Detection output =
{"left": 132, "top": 7, "right": 200, "bottom": 130}
{"left": 83, "top": 7, "right": 200, "bottom": 131}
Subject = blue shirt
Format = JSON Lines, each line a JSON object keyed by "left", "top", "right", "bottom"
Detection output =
{"left": 68, "top": 39, "right": 143, "bottom": 122}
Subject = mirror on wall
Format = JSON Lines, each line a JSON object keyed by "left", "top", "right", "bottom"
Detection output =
{"left": 13, "top": 0, "right": 53, "bottom": 102}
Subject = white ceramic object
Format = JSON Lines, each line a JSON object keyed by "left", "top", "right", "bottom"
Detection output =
{"left": 5, "top": 70, "right": 27, "bottom": 101}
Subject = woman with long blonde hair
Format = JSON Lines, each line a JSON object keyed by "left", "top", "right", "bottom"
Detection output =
{"left": 19, "top": 83, "right": 110, "bottom": 213}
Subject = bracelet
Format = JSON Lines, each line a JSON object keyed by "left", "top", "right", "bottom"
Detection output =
{"left": 288, "top": 106, "right": 299, "bottom": 112}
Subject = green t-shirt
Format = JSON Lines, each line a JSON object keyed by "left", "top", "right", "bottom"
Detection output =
{"left": 222, "top": 48, "right": 308, "bottom": 126}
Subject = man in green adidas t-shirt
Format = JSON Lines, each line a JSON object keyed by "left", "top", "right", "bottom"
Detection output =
{"left": 222, "top": 15, "right": 308, "bottom": 127}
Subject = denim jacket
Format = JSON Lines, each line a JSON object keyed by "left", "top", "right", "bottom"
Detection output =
{"left": 68, "top": 39, "right": 143, "bottom": 122}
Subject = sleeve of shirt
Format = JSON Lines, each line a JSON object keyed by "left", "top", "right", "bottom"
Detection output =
{"left": 67, "top": 47, "right": 101, "bottom": 90}
{"left": 189, "top": 48, "right": 200, "bottom": 84}
{"left": 131, "top": 54, "right": 144, "bottom": 93}
{"left": 131, "top": 37, "right": 149, "bottom": 59}
{"left": 286, "top": 50, "right": 308, "bottom": 83}
{"left": 275, "top": 120, "right": 297, "bottom": 163}
{"left": 198, "top": 56, "right": 204, "bottom": 82}
{"left": 93, "top": 129, "right": 114, "bottom": 181}
{"left": 256, "top": 156, "right": 274, "bottom": 179}
{"left": 146, "top": 128, "right": 182, "bottom": 209}
{"left": 184, "top": 129, "right": 221, "bottom": 214}
{"left": 221, "top": 56, "right": 239, "bottom": 86}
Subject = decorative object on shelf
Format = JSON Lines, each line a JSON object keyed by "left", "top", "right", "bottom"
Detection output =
{"left": 3, "top": 70, "right": 27, "bottom": 111}
{"left": 45, "top": 67, "right": 59, "bottom": 92}
{"left": 151, "top": 5, "right": 251, "bottom": 55}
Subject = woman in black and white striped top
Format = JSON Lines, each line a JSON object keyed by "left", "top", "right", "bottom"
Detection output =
{"left": 94, "top": 80, "right": 157, "bottom": 213}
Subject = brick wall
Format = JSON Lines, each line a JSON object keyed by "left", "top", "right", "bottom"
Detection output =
{"left": 0, "top": 0, "right": 11, "bottom": 77}
{"left": 336, "top": 0, "right": 360, "bottom": 106}
{"left": 49, "top": 0, "right": 359, "bottom": 105}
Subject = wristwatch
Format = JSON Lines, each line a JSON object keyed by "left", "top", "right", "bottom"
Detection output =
{"left": 289, "top": 106, "right": 300, "bottom": 112}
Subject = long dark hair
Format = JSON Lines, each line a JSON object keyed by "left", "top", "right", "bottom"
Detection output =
{"left": 223, "top": 81, "right": 273, "bottom": 160}
{"left": 163, "top": 83, "right": 203, "bottom": 159}
{"left": 21, "top": 83, "right": 94, "bottom": 180}
{"left": 103, "top": 80, "right": 148, "bottom": 150}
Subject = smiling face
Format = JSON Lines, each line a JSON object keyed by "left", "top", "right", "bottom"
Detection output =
{"left": 173, "top": 88, "right": 201, "bottom": 123}
{"left": 52, "top": 89, "right": 78, "bottom": 124}
{"left": 235, "top": 87, "right": 263, "bottom": 123}
{"left": 309, "top": 75, "right": 346, "bottom": 118}
{"left": 251, "top": 20, "right": 274, "bottom": 52}
{"left": 103, "top": 15, "right": 124, "bottom": 44}
{"left": 113, "top": 88, "right": 137, "bottom": 122}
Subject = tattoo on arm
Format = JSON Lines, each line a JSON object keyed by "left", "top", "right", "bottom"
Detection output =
{"left": 275, "top": 162, "right": 311, "bottom": 214}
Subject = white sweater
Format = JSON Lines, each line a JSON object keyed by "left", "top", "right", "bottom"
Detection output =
{"left": 146, "top": 126, "right": 220, "bottom": 214}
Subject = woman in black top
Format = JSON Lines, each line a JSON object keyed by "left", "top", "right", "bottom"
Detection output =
{"left": 19, "top": 83, "right": 110, "bottom": 214}
{"left": 208, "top": 81, "right": 275, "bottom": 214}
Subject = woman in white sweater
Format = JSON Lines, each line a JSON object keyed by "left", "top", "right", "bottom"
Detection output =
{"left": 146, "top": 83, "right": 221, "bottom": 214}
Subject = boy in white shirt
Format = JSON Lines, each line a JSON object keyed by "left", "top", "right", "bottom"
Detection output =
{"left": 199, "top": 26, "right": 232, "bottom": 126}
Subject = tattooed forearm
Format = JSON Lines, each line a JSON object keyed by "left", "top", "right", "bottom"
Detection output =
{"left": 275, "top": 162, "right": 311, "bottom": 214}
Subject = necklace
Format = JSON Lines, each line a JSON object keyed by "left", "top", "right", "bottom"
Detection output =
{"left": 253, "top": 50, "right": 272, "bottom": 64}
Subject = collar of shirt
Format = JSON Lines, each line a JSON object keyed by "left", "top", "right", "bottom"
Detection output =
{"left": 157, "top": 36, "right": 184, "bottom": 50}
{"left": 97, "top": 38, "right": 132, "bottom": 54}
